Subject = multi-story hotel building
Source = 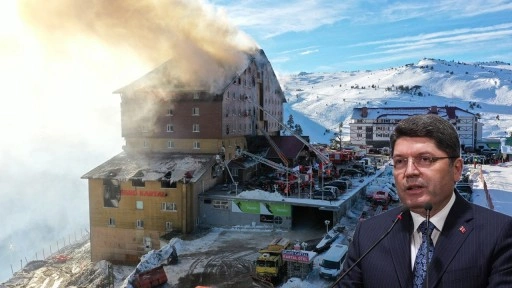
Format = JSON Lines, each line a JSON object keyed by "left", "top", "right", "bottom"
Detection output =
{"left": 349, "top": 106, "right": 482, "bottom": 150}
{"left": 82, "top": 49, "right": 285, "bottom": 264}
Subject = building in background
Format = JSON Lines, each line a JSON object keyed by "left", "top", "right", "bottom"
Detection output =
{"left": 349, "top": 106, "right": 482, "bottom": 150}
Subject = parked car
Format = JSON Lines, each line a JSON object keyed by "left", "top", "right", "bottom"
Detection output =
{"left": 312, "top": 189, "right": 337, "bottom": 200}
{"left": 338, "top": 177, "right": 353, "bottom": 188}
{"left": 325, "top": 180, "right": 350, "bottom": 192}
{"left": 322, "top": 185, "right": 342, "bottom": 197}
{"left": 340, "top": 168, "right": 364, "bottom": 177}
{"left": 363, "top": 166, "right": 376, "bottom": 175}
{"left": 372, "top": 190, "right": 390, "bottom": 206}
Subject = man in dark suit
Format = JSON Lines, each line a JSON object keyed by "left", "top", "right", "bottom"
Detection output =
{"left": 336, "top": 114, "right": 512, "bottom": 287}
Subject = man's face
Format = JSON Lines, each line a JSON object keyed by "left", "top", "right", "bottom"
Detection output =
{"left": 392, "top": 137, "right": 463, "bottom": 216}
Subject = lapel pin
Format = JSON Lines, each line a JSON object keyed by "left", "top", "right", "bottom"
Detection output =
{"left": 459, "top": 226, "right": 467, "bottom": 234}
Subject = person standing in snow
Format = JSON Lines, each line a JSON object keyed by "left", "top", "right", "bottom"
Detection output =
{"left": 336, "top": 114, "right": 512, "bottom": 288}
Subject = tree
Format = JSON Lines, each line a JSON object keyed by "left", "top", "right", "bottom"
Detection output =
{"left": 286, "top": 115, "right": 295, "bottom": 131}
{"left": 294, "top": 124, "right": 303, "bottom": 136}
{"left": 283, "top": 114, "right": 303, "bottom": 136}
{"left": 281, "top": 115, "right": 295, "bottom": 135}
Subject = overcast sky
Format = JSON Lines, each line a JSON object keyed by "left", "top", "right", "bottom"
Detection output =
{"left": 212, "top": 0, "right": 512, "bottom": 73}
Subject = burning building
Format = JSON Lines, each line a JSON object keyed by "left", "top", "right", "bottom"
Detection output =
{"left": 82, "top": 49, "right": 285, "bottom": 264}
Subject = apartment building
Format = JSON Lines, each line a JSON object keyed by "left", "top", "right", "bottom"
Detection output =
{"left": 349, "top": 106, "right": 482, "bottom": 150}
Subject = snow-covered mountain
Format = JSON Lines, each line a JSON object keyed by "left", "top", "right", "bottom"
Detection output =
{"left": 279, "top": 58, "right": 512, "bottom": 144}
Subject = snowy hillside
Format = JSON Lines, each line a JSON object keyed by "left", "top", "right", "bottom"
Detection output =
{"left": 280, "top": 58, "right": 512, "bottom": 144}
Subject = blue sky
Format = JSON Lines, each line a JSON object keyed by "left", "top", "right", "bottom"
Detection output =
{"left": 212, "top": 0, "right": 512, "bottom": 73}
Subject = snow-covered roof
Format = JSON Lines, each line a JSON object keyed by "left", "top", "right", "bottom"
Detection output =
{"left": 352, "top": 106, "right": 475, "bottom": 120}
{"left": 81, "top": 152, "right": 215, "bottom": 183}
{"left": 114, "top": 48, "right": 270, "bottom": 96}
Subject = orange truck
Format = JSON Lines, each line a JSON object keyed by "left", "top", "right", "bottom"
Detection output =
{"left": 132, "top": 265, "right": 168, "bottom": 288}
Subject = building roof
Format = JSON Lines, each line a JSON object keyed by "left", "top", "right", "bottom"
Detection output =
{"left": 113, "top": 49, "right": 283, "bottom": 99}
{"left": 81, "top": 152, "right": 215, "bottom": 183}
{"left": 228, "top": 154, "right": 259, "bottom": 169}
{"left": 245, "top": 135, "right": 307, "bottom": 161}
{"left": 268, "top": 136, "right": 307, "bottom": 160}
{"left": 352, "top": 106, "right": 475, "bottom": 120}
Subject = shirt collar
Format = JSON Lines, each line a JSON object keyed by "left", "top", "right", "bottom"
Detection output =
{"left": 411, "top": 192, "right": 456, "bottom": 232}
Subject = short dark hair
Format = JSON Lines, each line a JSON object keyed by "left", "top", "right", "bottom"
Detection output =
{"left": 390, "top": 114, "right": 461, "bottom": 158}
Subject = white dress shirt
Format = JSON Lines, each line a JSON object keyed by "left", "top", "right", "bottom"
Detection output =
{"left": 410, "top": 192, "right": 456, "bottom": 269}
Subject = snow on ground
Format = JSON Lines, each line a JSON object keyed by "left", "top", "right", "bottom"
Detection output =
{"left": 471, "top": 162, "right": 512, "bottom": 214}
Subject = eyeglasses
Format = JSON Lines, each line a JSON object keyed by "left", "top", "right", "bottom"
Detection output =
{"left": 391, "top": 155, "right": 458, "bottom": 170}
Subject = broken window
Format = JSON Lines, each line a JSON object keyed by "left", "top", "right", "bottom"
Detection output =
{"left": 161, "top": 171, "right": 177, "bottom": 188}
{"left": 103, "top": 177, "right": 120, "bottom": 208}
{"left": 132, "top": 170, "right": 145, "bottom": 187}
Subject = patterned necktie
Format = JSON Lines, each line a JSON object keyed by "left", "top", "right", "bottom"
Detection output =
{"left": 413, "top": 220, "right": 435, "bottom": 288}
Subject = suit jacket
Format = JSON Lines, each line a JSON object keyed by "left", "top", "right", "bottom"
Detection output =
{"left": 337, "top": 192, "right": 512, "bottom": 288}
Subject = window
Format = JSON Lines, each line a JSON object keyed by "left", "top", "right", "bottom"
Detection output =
{"left": 193, "top": 141, "right": 200, "bottom": 149}
{"left": 108, "top": 218, "right": 115, "bottom": 227}
{"left": 161, "top": 202, "right": 177, "bottom": 211}
{"left": 132, "top": 171, "right": 145, "bottom": 187}
{"left": 192, "top": 107, "right": 200, "bottom": 116}
{"left": 212, "top": 200, "right": 229, "bottom": 210}
{"left": 136, "top": 201, "right": 143, "bottom": 210}
{"left": 166, "top": 109, "right": 173, "bottom": 116}
{"left": 167, "top": 140, "right": 174, "bottom": 149}
{"left": 136, "top": 219, "right": 144, "bottom": 229}
{"left": 193, "top": 92, "right": 199, "bottom": 99}
{"left": 143, "top": 140, "right": 149, "bottom": 148}
{"left": 165, "top": 222, "right": 173, "bottom": 231}
{"left": 166, "top": 124, "right": 174, "bottom": 132}
{"left": 193, "top": 124, "right": 200, "bottom": 132}
{"left": 161, "top": 172, "right": 177, "bottom": 188}
{"left": 132, "top": 178, "right": 145, "bottom": 187}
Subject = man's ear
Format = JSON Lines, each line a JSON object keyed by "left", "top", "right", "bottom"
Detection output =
{"left": 453, "top": 158, "right": 464, "bottom": 180}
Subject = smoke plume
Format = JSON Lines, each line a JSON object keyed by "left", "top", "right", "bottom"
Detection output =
{"left": 18, "top": 0, "right": 259, "bottom": 92}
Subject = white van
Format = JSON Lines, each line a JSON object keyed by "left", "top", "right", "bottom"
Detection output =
{"left": 319, "top": 243, "right": 349, "bottom": 279}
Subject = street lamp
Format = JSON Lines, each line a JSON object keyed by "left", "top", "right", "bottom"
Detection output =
{"left": 324, "top": 220, "right": 330, "bottom": 234}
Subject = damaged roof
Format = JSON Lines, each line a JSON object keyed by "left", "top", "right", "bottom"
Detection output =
{"left": 268, "top": 136, "right": 307, "bottom": 160}
{"left": 81, "top": 152, "right": 216, "bottom": 183}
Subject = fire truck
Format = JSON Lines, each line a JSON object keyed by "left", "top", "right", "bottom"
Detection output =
{"left": 328, "top": 149, "right": 355, "bottom": 164}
